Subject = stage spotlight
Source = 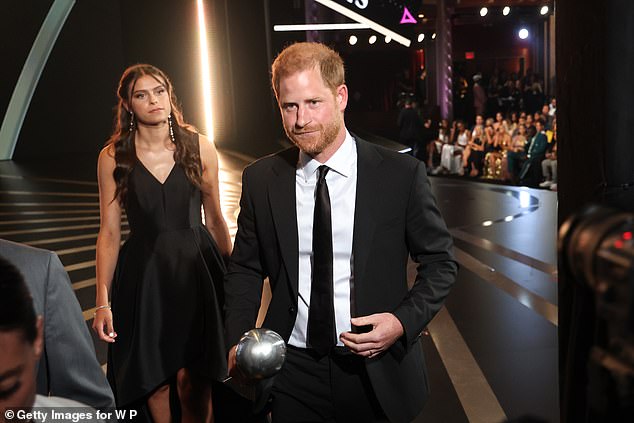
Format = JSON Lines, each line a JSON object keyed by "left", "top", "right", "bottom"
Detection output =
{"left": 385, "top": 35, "right": 392, "bottom": 43}
{"left": 503, "top": 6, "right": 510, "bottom": 16}
{"left": 369, "top": 35, "right": 377, "bottom": 44}
{"left": 417, "top": 33, "right": 425, "bottom": 42}
{"left": 480, "top": 7, "right": 488, "bottom": 17}
{"left": 196, "top": 0, "right": 213, "bottom": 139}
{"left": 540, "top": 5, "right": 549, "bottom": 15}
{"left": 518, "top": 28, "right": 529, "bottom": 39}
{"left": 349, "top": 35, "right": 358, "bottom": 45}
{"left": 431, "top": 32, "right": 437, "bottom": 39}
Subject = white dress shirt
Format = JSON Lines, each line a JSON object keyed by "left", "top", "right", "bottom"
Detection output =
{"left": 289, "top": 131, "right": 357, "bottom": 348}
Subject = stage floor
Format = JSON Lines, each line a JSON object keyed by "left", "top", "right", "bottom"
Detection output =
{"left": 0, "top": 150, "right": 559, "bottom": 422}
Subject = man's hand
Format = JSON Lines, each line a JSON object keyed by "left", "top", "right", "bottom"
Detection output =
{"left": 228, "top": 345, "right": 240, "bottom": 377}
{"left": 339, "top": 313, "right": 404, "bottom": 358}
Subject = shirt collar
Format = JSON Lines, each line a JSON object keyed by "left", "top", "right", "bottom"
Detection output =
{"left": 299, "top": 130, "right": 355, "bottom": 180}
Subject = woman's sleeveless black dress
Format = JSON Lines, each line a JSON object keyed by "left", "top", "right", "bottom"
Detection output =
{"left": 107, "top": 135, "right": 227, "bottom": 408}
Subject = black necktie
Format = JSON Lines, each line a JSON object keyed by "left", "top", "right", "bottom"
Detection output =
{"left": 308, "top": 165, "right": 335, "bottom": 355}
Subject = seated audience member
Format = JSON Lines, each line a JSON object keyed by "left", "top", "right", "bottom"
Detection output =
{"left": 439, "top": 120, "right": 470, "bottom": 175}
{"left": 519, "top": 119, "right": 549, "bottom": 186}
{"left": 484, "top": 117, "right": 495, "bottom": 143}
{"left": 0, "top": 256, "right": 105, "bottom": 422}
{"left": 502, "top": 118, "right": 514, "bottom": 137}
{"left": 428, "top": 119, "right": 450, "bottom": 172}
{"left": 545, "top": 116, "right": 557, "bottom": 145}
{"left": 540, "top": 119, "right": 557, "bottom": 190}
{"left": 484, "top": 126, "right": 510, "bottom": 180}
{"left": 525, "top": 114, "right": 535, "bottom": 134}
{"left": 548, "top": 97, "right": 557, "bottom": 117}
{"left": 507, "top": 112, "right": 519, "bottom": 134}
{"left": 525, "top": 120, "right": 537, "bottom": 141}
{"left": 506, "top": 124, "right": 529, "bottom": 183}
{"left": 511, "top": 115, "right": 525, "bottom": 137}
{"left": 539, "top": 141, "right": 557, "bottom": 189}
{"left": 0, "top": 240, "right": 115, "bottom": 411}
{"left": 471, "top": 114, "right": 485, "bottom": 133}
{"left": 493, "top": 112, "right": 504, "bottom": 131}
{"left": 465, "top": 124, "right": 486, "bottom": 177}
{"left": 463, "top": 115, "right": 484, "bottom": 171}
{"left": 541, "top": 104, "right": 554, "bottom": 130}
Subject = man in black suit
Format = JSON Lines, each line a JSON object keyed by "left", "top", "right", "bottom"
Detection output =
{"left": 224, "top": 42, "right": 457, "bottom": 423}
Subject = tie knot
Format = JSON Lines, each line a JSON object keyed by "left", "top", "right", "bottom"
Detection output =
{"left": 317, "top": 165, "right": 329, "bottom": 182}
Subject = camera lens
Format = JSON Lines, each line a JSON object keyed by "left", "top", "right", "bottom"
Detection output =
{"left": 559, "top": 205, "right": 634, "bottom": 289}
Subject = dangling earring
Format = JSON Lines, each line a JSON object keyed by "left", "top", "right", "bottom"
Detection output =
{"left": 168, "top": 113, "right": 175, "bottom": 143}
{"left": 129, "top": 111, "right": 135, "bottom": 132}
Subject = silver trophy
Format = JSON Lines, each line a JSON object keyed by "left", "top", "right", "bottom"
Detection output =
{"left": 236, "top": 328, "right": 287, "bottom": 380}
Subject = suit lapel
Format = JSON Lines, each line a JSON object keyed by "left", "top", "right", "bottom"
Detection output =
{"left": 265, "top": 140, "right": 383, "bottom": 304}
{"left": 268, "top": 148, "right": 300, "bottom": 298}
{"left": 352, "top": 138, "right": 382, "bottom": 301}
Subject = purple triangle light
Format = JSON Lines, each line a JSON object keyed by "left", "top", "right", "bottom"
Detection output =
{"left": 400, "top": 7, "right": 417, "bottom": 24}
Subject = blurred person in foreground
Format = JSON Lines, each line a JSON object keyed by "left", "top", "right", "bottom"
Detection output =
{"left": 0, "top": 256, "right": 103, "bottom": 423}
{"left": 0, "top": 239, "right": 115, "bottom": 411}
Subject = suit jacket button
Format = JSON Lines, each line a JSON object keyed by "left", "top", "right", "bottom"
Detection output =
{"left": 288, "top": 306, "right": 296, "bottom": 314}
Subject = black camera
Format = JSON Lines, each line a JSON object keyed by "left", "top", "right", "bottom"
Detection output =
{"left": 559, "top": 204, "right": 634, "bottom": 420}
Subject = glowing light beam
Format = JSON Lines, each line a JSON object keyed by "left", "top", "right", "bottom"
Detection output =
{"left": 197, "top": 0, "right": 214, "bottom": 140}
{"left": 274, "top": 23, "right": 370, "bottom": 31}
{"left": 0, "top": 0, "right": 75, "bottom": 160}
{"left": 314, "top": 0, "right": 411, "bottom": 47}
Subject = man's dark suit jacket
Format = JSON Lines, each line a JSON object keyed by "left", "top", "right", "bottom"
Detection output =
{"left": 224, "top": 137, "right": 458, "bottom": 423}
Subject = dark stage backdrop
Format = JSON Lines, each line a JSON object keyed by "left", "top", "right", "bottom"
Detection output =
{"left": 210, "top": 0, "right": 283, "bottom": 157}
{"left": 2, "top": 0, "right": 281, "bottom": 161}
{"left": 8, "top": 0, "right": 125, "bottom": 159}
{"left": 0, "top": 1, "right": 52, "bottom": 121}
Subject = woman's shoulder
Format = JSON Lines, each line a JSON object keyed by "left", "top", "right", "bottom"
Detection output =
{"left": 98, "top": 144, "right": 116, "bottom": 162}
{"left": 196, "top": 133, "right": 220, "bottom": 168}
{"left": 197, "top": 133, "right": 215, "bottom": 153}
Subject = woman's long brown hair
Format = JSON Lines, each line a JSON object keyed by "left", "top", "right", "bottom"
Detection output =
{"left": 106, "top": 64, "right": 202, "bottom": 205}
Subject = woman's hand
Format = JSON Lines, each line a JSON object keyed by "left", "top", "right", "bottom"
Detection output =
{"left": 92, "top": 307, "right": 117, "bottom": 343}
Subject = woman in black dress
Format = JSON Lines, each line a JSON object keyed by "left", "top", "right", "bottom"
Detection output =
{"left": 92, "top": 64, "right": 231, "bottom": 422}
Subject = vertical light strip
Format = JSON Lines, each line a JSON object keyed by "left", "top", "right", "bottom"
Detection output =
{"left": 196, "top": 0, "right": 214, "bottom": 141}
{"left": 0, "top": 0, "right": 75, "bottom": 160}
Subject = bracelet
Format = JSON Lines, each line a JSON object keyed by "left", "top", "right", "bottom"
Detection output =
{"left": 93, "top": 305, "right": 111, "bottom": 317}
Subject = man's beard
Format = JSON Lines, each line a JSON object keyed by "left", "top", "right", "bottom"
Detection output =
{"left": 286, "top": 113, "right": 343, "bottom": 156}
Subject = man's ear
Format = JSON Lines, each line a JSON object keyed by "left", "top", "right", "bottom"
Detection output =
{"left": 336, "top": 84, "right": 348, "bottom": 111}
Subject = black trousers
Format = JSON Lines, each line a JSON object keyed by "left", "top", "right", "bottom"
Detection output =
{"left": 270, "top": 346, "right": 388, "bottom": 423}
